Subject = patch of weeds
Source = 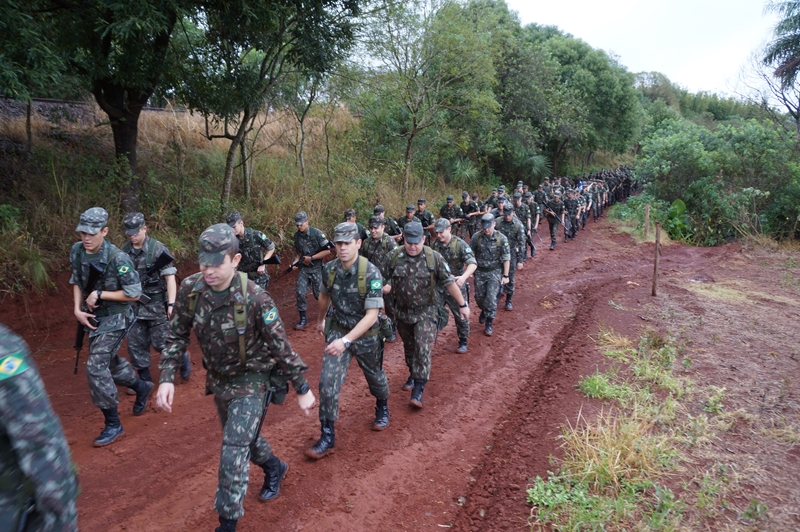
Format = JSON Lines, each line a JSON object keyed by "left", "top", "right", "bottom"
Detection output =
{"left": 692, "top": 464, "right": 731, "bottom": 517}
{"left": 779, "top": 271, "right": 799, "bottom": 290}
{"left": 608, "top": 300, "right": 626, "bottom": 310}
{"left": 741, "top": 499, "right": 769, "bottom": 522}
{"left": 703, "top": 386, "right": 726, "bottom": 415}
{"left": 578, "top": 369, "right": 632, "bottom": 401}
{"left": 683, "top": 413, "right": 710, "bottom": 447}
{"left": 597, "top": 326, "right": 633, "bottom": 350}
{"left": 785, "top": 256, "right": 797, "bottom": 269}
{"left": 645, "top": 483, "right": 684, "bottom": 530}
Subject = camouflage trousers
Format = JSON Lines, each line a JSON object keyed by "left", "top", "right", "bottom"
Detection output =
{"left": 396, "top": 311, "right": 437, "bottom": 381}
{"left": 503, "top": 254, "right": 520, "bottom": 296}
{"left": 86, "top": 331, "right": 138, "bottom": 410}
{"left": 474, "top": 269, "right": 501, "bottom": 319}
{"left": 318, "top": 330, "right": 388, "bottom": 421}
{"left": 248, "top": 271, "right": 270, "bottom": 291}
{"left": 213, "top": 391, "right": 272, "bottom": 520}
{"left": 442, "top": 284, "right": 470, "bottom": 341}
{"left": 547, "top": 217, "right": 560, "bottom": 242}
{"left": 126, "top": 316, "right": 168, "bottom": 371}
{"left": 295, "top": 266, "right": 322, "bottom": 312}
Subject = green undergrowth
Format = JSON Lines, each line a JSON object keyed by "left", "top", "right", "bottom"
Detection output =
{"left": 526, "top": 327, "right": 742, "bottom": 531}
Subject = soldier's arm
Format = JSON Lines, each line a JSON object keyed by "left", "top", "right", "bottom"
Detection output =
{"left": 257, "top": 293, "right": 310, "bottom": 393}
{"left": 159, "top": 277, "right": 195, "bottom": 385}
{"left": 165, "top": 274, "right": 177, "bottom": 317}
{"left": 73, "top": 284, "right": 96, "bottom": 328}
{"left": 84, "top": 254, "right": 142, "bottom": 309}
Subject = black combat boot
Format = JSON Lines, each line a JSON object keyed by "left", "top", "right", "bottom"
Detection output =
{"left": 409, "top": 380, "right": 426, "bottom": 408}
{"left": 549, "top": 240, "right": 556, "bottom": 250}
{"left": 564, "top": 234, "right": 568, "bottom": 243}
{"left": 389, "top": 322, "right": 397, "bottom": 343}
{"left": 402, "top": 374, "right": 415, "bottom": 391}
{"left": 180, "top": 351, "right": 191, "bottom": 379}
{"left": 305, "top": 419, "right": 335, "bottom": 459}
{"left": 372, "top": 398, "right": 390, "bottom": 431}
{"left": 132, "top": 378, "right": 154, "bottom": 416}
{"left": 215, "top": 516, "right": 238, "bottom": 532}
{"left": 505, "top": 295, "right": 513, "bottom": 311}
{"left": 456, "top": 338, "right": 468, "bottom": 353}
{"left": 484, "top": 318, "right": 494, "bottom": 336}
{"left": 93, "top": 407, "right": 124, "bottom": 447}
{"left": 479, "top": 310, "right": 486, "bottom": 324}
{"left": 295, "top": 311, "right": 307, "bottom": 330}
{"left": 530, "top": 244, "right": 536, "bottom": 257}
{"left": 138, "top": 367, "right": 153, "bottom": 382}
{"left": 258, "top": 454, "right": 288, "bottom": 502}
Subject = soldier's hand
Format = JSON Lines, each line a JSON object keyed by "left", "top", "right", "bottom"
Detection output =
{"left": 382, "top": 284, "right": 392, "bottom": 294}
{"left": 455, "top": 275, "right": 468, "bottom": 288}
{"left": 302, "top": 255, "right": 312, "bottom": 266}
{"left": 501, "top": 276, "right": 509, "bottom": 286}
{"left": 517, "top": 262, "right": 523, "bottom": 271}
{"left": 317, "top": 320, "right": 325, "bottom": 335}
{"left": 297, "top": 390, "right": 316, "bottom": 415}
{"left": 459, "top": 305, "right": 470, "bottom": 321}
{"left": 257, "top": 264, "right": 266, "bottom": 274}
{"left": 86, "top": 290, "right": 100, "bottom": 310}
{"left": 75, "top": 309, "right": 98, "bottom": 330}
{"left": 324, "top": 338, "right": 347, "bottom": 356}
{"left": 156, "top": 383, "right": 175, "bottom": 413}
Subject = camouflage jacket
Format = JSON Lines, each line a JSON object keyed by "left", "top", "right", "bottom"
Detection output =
{"left": 69, "top": 239, "right": 141, "bottom": 336}
{"left": 360, "top": 234, "right": 398, "bottom": 272}
{"left": 415, "top": 209, "right": 435, "bottom": 231}
{"left": 321, "top": 258, "right": 384, "bottom": 332}
{"left": 293, "top": 227, "right": 329, "bottom": 268}
{"left": 546, "top": 198, "right": 565, "bottom": 220}
{"left": 514, "top": 202, "right": 531, "bottom": 228}
{"left": 382, "top": 247, "right": 455, "bottom": 323}
{"left": 237, "top": 227, "right": 275, "bottom": 274}
{"left": 122, "top": 236, "right": 177, "bottom": 320}
{"left": 160, "top": 273, "right": 308, "bottom": 398}
{"left": 470, "top": 230, "right": 510, "bottom": 270}
{"left": 0, "top": 324, "right": 78, "bottom": 531}
{"left": 383, "top": 216, "right": 401, "bottom": 236}
{"left": 564, "top": 197, "right": 579, "bottom": 216}
{"left": 396, "top": 215, "right": 421, "bottom": 232}
{"left": 460, "top": 200, "right": 480, "bottom": 223}
{"left": 439, "top": 204, "right": 464, "bottom": 222}
{"left": 496, "top": 217, "right": 526, "bottom": 260}
{"left": 431, "top": 236, "right": 476, "bottom": 277}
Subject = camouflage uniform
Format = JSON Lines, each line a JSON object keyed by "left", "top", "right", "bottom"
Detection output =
{"left": 122, "top": 236, "right": 177, "bottom": 372}
{"left": 545, "top": 197, "right": 565, "bottom": 243}
{"left": 470, "top": 230, "right": 510, "bottom": 319}
{"left": 237, "top": 227, "right": 275, "bottom": 290}
{"left": 564, "top": 195, "right": 579, "bottom": 240}
{"left": 439, "top": 202, "right": 464, "bottom": 235}
{"left": 431, "top": 236, "right": 476, "bottom": 343}
{"left": 0, "top": 324, "right": 78, "bottom": 532}
{"left": 460, "top": 198, "right": 480, "bottom": 239}
{"left": 69, "top": 239, "right": 141, "bottom": 409}
{"left": 414, "top": 208, "right": 435, "bottom": 243}
{"left": 495, "top": 215, "right": 525, "bottom": 296}
{"left": 293, "top": 226, "right": 329, "bottom": 312}
{"left": 361, "top": 233, "right": 399, "bottom": 322}
{"left": 382, "top": 247, "right": 455, "bottom": 381}
{"left": 514, "top": 200, "right": 532, "bottom": 259}
{"left": 319, "top": 257, "right": 388, "bottom": 421}
{"left": 160, "top": 268, "right": 309, "bottom": 521}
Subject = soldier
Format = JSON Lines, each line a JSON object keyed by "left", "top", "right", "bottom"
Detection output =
{"left": 460, "top": 191, "right": 480, "bottom": 239}
{"left": 396, "top": 204, "right": 421, "bottom": 241}
{"left": 431, "top": 218, "right": 477, "bottom": 353}
{"left": 490, "top": 195, "right": 512, "bottom": 219}
{"left": 544, "top": 192, "right": 566, "bottom": 250}
{"left": 484, "top": 188, "right": 499, "bottom": 210}
{"left": 291, "top": 211, "right": 332, "bottom": 330}
{"left": 343, "top": 208, "right": 368, "bottom": 242}
{"left": 122, "top": 212, "right": 188, "bottom": 388}
{"left": 156, "top": 224, "right": 315, "bottom": 532}
{"left": 512, "top": 192, "right": 532, "bottom": 260}
{"left": 0, "top": 324, "right": 78, "bottom": 531}
{"left": 415, "top": 198, "right": 435, "bottom": 243}
{"left": 361, "top": 216, "right": 399, "bottom": 342}
{"left": 382, "top": 222, "right": 469, "bottom": 408}
{"left": 471, "top": 214, "right": 510, "bottom": 336}
{"left": 70, "top": 207, "right": 153, "bottom": 446}
{"left": 226, "top": 210, "right": 276, "bottom": 291}
{"left": 523, "top": 191, "right": 539, "bottom": 257}
{"left": 374, "top": 205, "right": 402, "bottom": 243}
{"left": 563, "top": 190, "right": 579, "bottom": 242}
{"left": 495, "top": 204, "right": 525, "bottom": 311}
{"left": 306, "top": 223, "right": 391, "bottom": 460}
{"left": 439, "top": 195, "right": 465, "bottom": 236}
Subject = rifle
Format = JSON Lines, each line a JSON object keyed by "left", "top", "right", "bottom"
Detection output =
{"left": 274, "top": 241, "right": 334, "bottom": 282}
{"left": 73, "top": 262, "right": 105, "bottom": 375}
{"left": 141, "top": 250, "right": 175, "bottom": 289}
{"left": 533, "top": 228, "right": 544, "bottom": 243}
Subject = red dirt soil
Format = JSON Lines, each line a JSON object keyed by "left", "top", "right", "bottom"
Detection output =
{"left": 3, "top": 215, "right": 798, "bottom": 531}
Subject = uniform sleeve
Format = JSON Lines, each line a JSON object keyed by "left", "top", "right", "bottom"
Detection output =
{"left": 68, "top": 242, "right": 83, "bottom": 286}
{"left": 499, "top": 235, "right": 511, "bottom": 262}
{"left": 160, "top": 276, "right": 198, "bottom": 383}
{"left": 461, "top": 240, "right": 477, "bottom": 265}
{"left": 317, "top": 229, "right": 330, "bottom": 249}
{"left": 114, "top": 252, "right": 142, "bottom": 298}
{"left": 257, "top": 231, "right": 275, "bottom": 251}
{"left": 364, "top": 264, "right": 384, "bottom": 310}
{"left": 320, "top": 262, "right": 332, "bottom": 296}
{"left": 155, "top": 242, "right": 178, "bottom": 277}
{"left": 381, "top": 249, "right": 397, "bottom": 287}
{"left": 432, "top": 250, "right": 455, "bottom": 289}
{"left": 256, "top": 292, "right": 308, "bottom": 391}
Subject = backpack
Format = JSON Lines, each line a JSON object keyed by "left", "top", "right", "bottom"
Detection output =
{"left": 388, "top": 246, "right": 437, "bottom": 305}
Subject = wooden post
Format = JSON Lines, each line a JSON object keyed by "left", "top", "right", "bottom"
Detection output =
{"left": 652, "top": 222, "right": 661, "bottom": 297}
{"left": 644, "top": 203, "right": 650, "bottom": 239}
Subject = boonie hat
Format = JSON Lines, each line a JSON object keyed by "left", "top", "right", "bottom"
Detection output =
{"left": 333, "top": 222, "right": 359, "bottom": 242}
{"left": 76, "top": 207, "right": 108, "bottom": 235}
{"left": 368, "top": 216, "right": 385, "bottom": 228}
{"left": 198, "top": 224, "right": 236, "bottom": 267}
{"left": 123, "top": 212, "right": 145, "bottom": 236}
{"left": 226, "top": 210, "right": 243, "bottom": 227}
{"left": 294, "top": 211, "right": 308, "bottom": 225}
{"left": 480, "top": 213, "right": 495, "bottom": 228}
{"left": 433, "top": 218, "right": 451, "bottom": 232}
{"left": 403, "top": 222, "right": 424, "bottom": 244}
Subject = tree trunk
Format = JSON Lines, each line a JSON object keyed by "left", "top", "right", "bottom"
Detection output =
{"left": 324, "top": 107, "right": 333, "bottom": 182}
{"left": 221, "top": 109, "right": 253, "bottom": 213}
{"left": 240, "top": 141, "right": 250, "bottom": 200}
{"left": 403, "top": 132, "right": 416, "bottom": 197}
{"left": 110, "top": 114, "right": 141, "bottom": 212}
{"left": 299, "top": 119, "right": 307, "bottom": 181}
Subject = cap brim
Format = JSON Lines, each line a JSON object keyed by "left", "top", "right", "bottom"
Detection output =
{"left": 405, "top": 236, "right": 423, "bottom": 244}
{"left": 124, "top": 228, "right": 141, "bottom": 236}
{"left": 198, "top": 251, "right": 225, "bottom": 267}
{"left": 76, "top": 224, "right": 101, "bottom": 235}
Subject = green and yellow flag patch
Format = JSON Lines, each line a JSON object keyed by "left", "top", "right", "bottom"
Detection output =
{"left": 117, "top": 265, "right": 130, "bottom": 275}
{"left": 370, "top": 279, "right": 382, "bottom": 290}
{"left": 0, "top": 353, "right": 29, "bottom": 381}
{"left": 263, "top": 307, "right": 278, "bottom": 325}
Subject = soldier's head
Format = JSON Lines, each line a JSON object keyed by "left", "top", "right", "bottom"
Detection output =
{"left": 124, "top": 211, "right": 147, "bottom": 247}
{"left": 434, "top": 218, "right": 452, "bottom": 244}
{"left": 491, "top": 188, "right": 498, "bottom": 197}
{"left": 343, "top": 208, "right": 356, "bottom": 223}
{"left": 226, "top": 210, "right": 245, "bottom": 237}
{"left": 480, "top": 213, "right": 495, "bottom": 235}
{"left": 512, "top": 192, "right": 522, "bottom": 205}
{"left": 523, "top": 191, "right": 533, "bottom": 203}
{"left": 368, "top": 216, "right": 385, "bottom": 239}
{"left": 417, "top": 198, "right": 427, "bottom": 212}
{"left": 516, "top": 181, "right": 523, "bottom": 190}
{"left": 76, "top": 207, "right": 109, "bottom": 253}
{"left": 373, "top": 205, "right": 386, "bottom": 219}
{"left": 405, "top": 204, "right": 416, "bottom": 219}
{"left": 294, "top": 211, "right": 309, "bottom": 232}
{"left": 472, "top": 192, "right": 479, "bottom": 201}
{"left": 198, "top": 224, "right": 241, "bottom": 290}
{"left": 462, "top": 191, "right": 469, "bottom": 202}
{"left": 446, "top": 195, "right": 454, "bottom": 206}
{"left": 402, "top": 221, "right": 425, "bottom": 257}
{"left": 522, "top": 185, "right": 529, "bottom": 192}
{"left": 496, "top": 195, "right": 507, "bottom": 208}
{"left": 503, "top": 204, "right": 515, "bottom": 222}
{"left": 333, "top": 222, "right": 361, "bottom": 265}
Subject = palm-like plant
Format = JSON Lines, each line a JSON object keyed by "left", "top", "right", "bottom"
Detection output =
{"left": 764, "top": 1, "right": 800, "bottom": 86}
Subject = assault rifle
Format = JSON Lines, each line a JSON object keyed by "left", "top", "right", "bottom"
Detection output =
{"left": 141, "top": 250, "right": 176, "bottom": 288}
{"left": 274, "top": 241, "right": 335, "bottom": 281}
{"left": 73, "top": 262, "right": 104, "bottom": 375}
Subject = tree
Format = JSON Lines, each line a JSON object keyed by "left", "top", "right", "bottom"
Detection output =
{"left": 763, "top": 0, "right": 800, "bottom": 87}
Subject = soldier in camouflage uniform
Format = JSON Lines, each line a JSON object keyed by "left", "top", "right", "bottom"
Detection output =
{"left": 343, "top": 208, "right": 368, "bottom": 242}
{"left": 431, "top": 219, "right": 477, "bottom": 353}
{"left": 484, "top": 188, "right": 498, "bottom": 210}
{"left": 512, "top": 192, "right": 532, "bottom": 260}
{"left": 471, "top": 214, "right": 510, "bottom": 336}
{"left": 460, "top": 191, "right": 481, "bottom": 239}
{"left": 121, "top": 212, "right": 188, "bottom": 387}
{"left": 495, "top": 205, "right": 525, "bottom": 310}
{"left": 361, "top": 216, "right": 399, "bottom": 342}
{"left": 306, "top": 223, "right": 390, "bottom": 460}
{"left": 563, "top": 190, "right": 579, "bottom": 242}
{"left": 415, "top": 198, "right": 436, "bottom": 244}
{"left": 70, "top": 207, "right": 154, "bottom": 447}
{"left": 374, "top": 205, "right": 402, "bottom": 244}
{"left": 396, "top": 205, "right": 421, "bottom": 243}
{"left": 156, "top": 224, "right": 315, "bottom": 532}
{"left": 0, "top": 324, "right": 78, "bottom": 531}
{"left": 544, "top": 192, "right": 566, "bottom": 250}
{"left": 292, "top": 211, "right": 331, "bottom": 330}
{"left": 382, "top": 222, "right": 469, "bottom": 408}
{"left": 226, "top": 210, "right": 276, "bottom": 291}
{"left": 439, "top": 195, "right": 465, "bottom": 237}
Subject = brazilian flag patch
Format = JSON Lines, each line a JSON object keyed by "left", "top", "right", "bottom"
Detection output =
{"left": 263, "top": 307, "right": 278, "bottom": 325}
{"left": 0, "top": 353, "right": 29, "bottom": 381}
{"left": 370, "top": 279, "right": 382, "bottom": 290}
{"left": 118, "top": 265, "right": 130, "bottom": 274}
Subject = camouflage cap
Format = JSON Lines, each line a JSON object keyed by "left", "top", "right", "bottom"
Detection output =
{"left": 198, "top": 223, "right": 236, "bottom": 267}
{"left": 76, "top": 207, "right": 108, "bottom": 235}
{"left": 333, "top": 222, "right": 359, "bottom": 242}
{"left": 480, "top": 213, "right": 495, "bottom": 228}
{"left": 123, "top": 211, "right": 145, "bottom": 236}
{"left": 503, "top": 204, "right": 514, "bottom": 215}
{"left": 517, "top": 181, "right": 524, "bottom": 186}
{"left": 294, "top": 211, "right": 308, "bottom": 225}
{"left": 406, "top": 204, "right": 416, "bottom": 213}
{"left": 497, "top": 195, "right": 507, "bottom": 203}
{"left": 523, "top": 191, "right": 533, "bottom": 199}
{"left": 433, "top": 218, "right": 451, "bottom": 232}
{"left": 462, "top": 191, "right": 469, "bottom": 198}
{"left": 417, "top": 198, "right": 426, "bottom": 205}
{"left": 498, "top": 185, "right": 506, "bottom": 191}
{"left": 472, "top": 192, "right": 479, "bottom": 199}
{"left": 343, "top": 208, "right": 356, "bottom": 221}
{"left": 513, "top": 192, "right": 522, "bottom": 200}
{"left": 225, "top": 210, "right": 243, "bottom": 227}
{"left": 403, "top": 221, "right": 424, "bottom": 244}
{"left": 446, "top": 195, "right": 454, "bottom": 202}
{"left": 368, "top": 216, "right": 385, "bottom": 228}
{"left": 374, "top": 204, "right": 385, "bottom": 214}
{"left": 491, "top": 188, "right": 497, "bottom": 193}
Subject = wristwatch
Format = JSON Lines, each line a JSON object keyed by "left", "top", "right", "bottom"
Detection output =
{"left": 502, "top": 274, "right": 509, "bottom": 278}
{"left": 459, "top": 302, "right": 468, "bottom": 308}
{"left": 96, "top": 290, "right": 102, "bottom": 301}
{"left": 342, "top": 337, "right": 352, "bottom": 349}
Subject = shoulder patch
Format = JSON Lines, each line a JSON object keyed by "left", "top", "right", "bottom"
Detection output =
{"left": 117, "top": 265, "right": 130, "bottom": 275}
{"left": 370, "top": 279, "right": 382, "bottom": 290}
{"left": 263, "top": 307, "right": 279, "bottom": 325}
{"left": 464, "top": 245, "right": 473, "bottom": 254}
{"left": 0, "top": 353, "right": 29, "bottom": 380}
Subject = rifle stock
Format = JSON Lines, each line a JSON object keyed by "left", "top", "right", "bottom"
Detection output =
{"left": 275, "top": 241, "right": 334, "bottom": 280}
{"left": 74, "top": 262, "right": 104, "bottom": 375}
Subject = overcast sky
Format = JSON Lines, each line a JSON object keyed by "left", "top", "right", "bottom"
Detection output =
{"left": 504, "top": 0, "right": 780, "bottom": 95}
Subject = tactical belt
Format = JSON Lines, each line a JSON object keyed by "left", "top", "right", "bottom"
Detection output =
{"left": 477, "top": 266, "right": 501, "bottom": 272}
{"left": 209, "top": 370, "right": 269, "bottom": 385}
{"left": 330, "top": 321, "right": 381, "bottom": 338}
{"left": 93, "top": 304, "right": 129, "bottom": 317}
{"left": 141, "top": 292, "right": 165, "bottom": 303}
